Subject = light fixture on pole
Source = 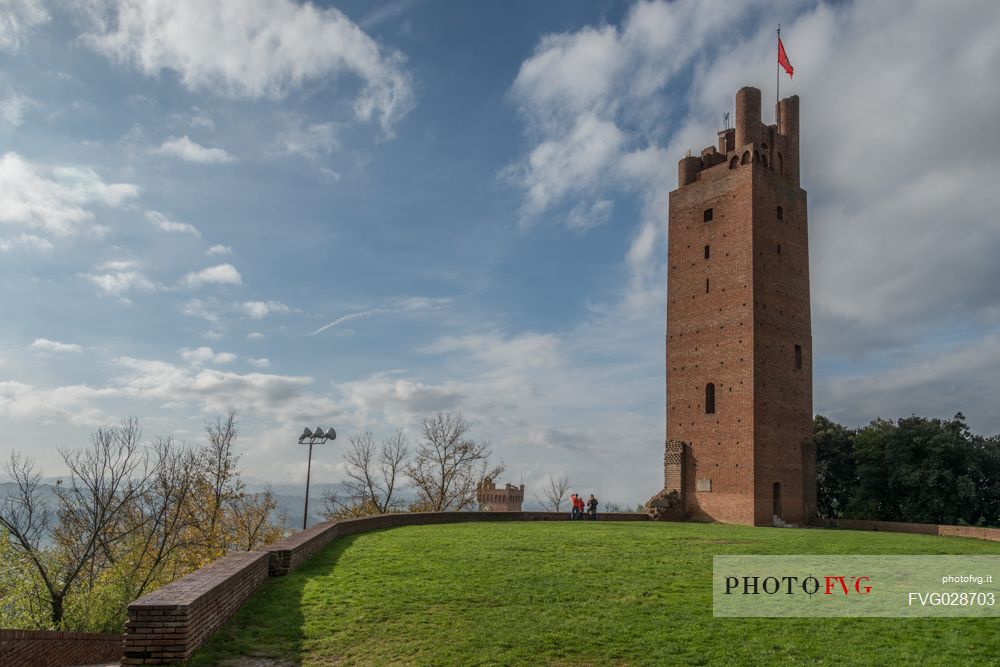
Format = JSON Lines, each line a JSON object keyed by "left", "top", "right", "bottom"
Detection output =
{"left": 298, "top": 426, "right": 336, "bottom": 530}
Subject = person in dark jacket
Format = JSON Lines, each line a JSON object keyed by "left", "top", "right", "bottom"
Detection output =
{"left": 587, "top": 494, "right": 598, "bottom": 520}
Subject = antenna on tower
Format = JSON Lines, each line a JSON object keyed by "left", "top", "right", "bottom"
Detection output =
{"left": 722, "top": 112, "right": 731, "bottom": 130}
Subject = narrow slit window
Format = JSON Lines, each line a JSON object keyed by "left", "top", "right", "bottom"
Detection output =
{"left": 705, "top": 278, "right": 710, "bottom": 293}
{"left": 777, "top": 244, "right": 782, "bottom": 255}
{"left": 703, "top": 208, "right": 713, "bottom": 222}
{"left": 795, "top": 344, "right": 802, "bottom": 369}
{"left": 704, "top": 245, "right": 710, "bottom": 259}
{"left": 776, "top": 205, "right": 784, "bottom": 220}
{"left": 705, "top": 383, "right": 716, "bottom": 414}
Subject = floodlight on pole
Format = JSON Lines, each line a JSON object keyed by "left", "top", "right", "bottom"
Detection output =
{"left": 298, "top": 425, "right": 336, "bottom": 530}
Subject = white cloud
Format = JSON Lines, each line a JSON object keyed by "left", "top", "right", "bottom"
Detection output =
{"left": 146, "top": 209, "right": 201, "bottom": 236}
{"left": 247, "top": 332, "right": 266, "bottom": 340}
{"left": 0, "top": 233, "right": 52, "bottom": 252}
{"left": 181, "top": 298, "right": 219, "bottom": 322}
{"left": 241, "top": 300, "right": 291, "bottom": 319}
{"left": 0, "top": 380, "right": 114, "bottom": 425}
{"left": 0, "top": 89, "right": 33, "bottom": 127}
{"left": 206, "top": 244, "right": 232, "bottom": 256}
{"left": 155, "top": 136, "right": 235, "bottom": 164}
{"left": 307, "top": 297, "right": 450, "bottom": 336}
{"left": 246, "top": 357, "right": 271, "bottom": 369}
{"left": 180, "top": 263, "right": 242, "bottom": 288}
{"left": 29, "top": 338, "right": 82, "bottom": 353}
{"left": 81, "top": 0, "right": 415, "bottom": 136}
{"left": 566, "top": 198, "right": 613, "bottom": 232}
{"left": 180, "top": 346, "right": 236, "bottom": 366}
{"left": 0, "top": 0, "right": 49, "bottom": 52}
{"left": 114, "top": 355, "right": 330, "bottom": 421}
{"left": 83, "top": 263, "right": 156, "bottom": 296}
{"left": 272, "top": 116, "right": 340, "bottom": 159}
{"left": 0, "top": 152, "right": 139, "bottom": 238}
{"left": 318, "top": 167, "right": 341, "bottom": 183}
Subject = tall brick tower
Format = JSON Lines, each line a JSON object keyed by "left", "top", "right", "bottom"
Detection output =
{"left": 660, "top": 86, "right": 815, "bottom": 526}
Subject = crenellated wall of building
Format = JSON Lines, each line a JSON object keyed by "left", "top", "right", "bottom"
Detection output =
{"left": 678, "top": 86, "right": 800, "bottom": 190}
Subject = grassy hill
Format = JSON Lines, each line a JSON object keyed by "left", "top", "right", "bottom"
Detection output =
{"left": 190, "top": 522, "right": 1000, "bottom": 666}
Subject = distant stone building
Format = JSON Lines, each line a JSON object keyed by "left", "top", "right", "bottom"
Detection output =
{"left": 654, "top": 85, "right": 816, "bottom": 527}
{"left": 477, "top": 477, "right": 524, "bottom": 511}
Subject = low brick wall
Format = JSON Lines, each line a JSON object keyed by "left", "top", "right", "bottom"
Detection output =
{"left": 0, "top": 629, "right": 122, "bottom": 667}
{"left": 815, "top": 517, "right": 1000, "bottom": 542}
{"left": 123, "top": 511, "right": 647, "bottom": 663}
{"left": 122, "top": 550, "right": 270, "bottom": 665}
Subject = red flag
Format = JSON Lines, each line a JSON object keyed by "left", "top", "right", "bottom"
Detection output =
{"left": 778, "top": 36, "right": 794, "bottom": 78}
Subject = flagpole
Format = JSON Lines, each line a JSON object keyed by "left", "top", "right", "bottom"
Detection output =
{"left": 776, "top": 24, "right": 780, "bottom": 129}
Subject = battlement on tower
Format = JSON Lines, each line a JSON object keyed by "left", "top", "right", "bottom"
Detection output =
{"left": 678, "top": 86, "right": 799, "bottom": 189}
{"left": 476, "top": 477, "right": 524, "bottom": 512}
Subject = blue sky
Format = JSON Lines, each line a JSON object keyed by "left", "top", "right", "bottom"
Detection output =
{"left": 2, "top": 0, "right": 999, "bottom": 505}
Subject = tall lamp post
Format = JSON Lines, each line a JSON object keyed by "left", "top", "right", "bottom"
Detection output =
{"left": 299, "top": 426, "right": 336, "bottom": 530}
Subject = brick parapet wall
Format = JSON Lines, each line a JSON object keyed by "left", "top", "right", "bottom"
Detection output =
{"left": 122, "top": 550, "right": 269, "bottom": 665}
{"left": 815, "top": 518, "right": 1000, "bottom": 542}
{"left": 123, "top": 512, "right": 647, "bottom": 664}
{"left": 0, "top": 629, "right": 122, "bottom": 667}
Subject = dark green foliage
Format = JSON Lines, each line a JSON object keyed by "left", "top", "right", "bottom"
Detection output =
{"left": 813, "top": 416, "right": 856, "bottom": 518}
{"left": 815, "top": 413, "right": 1000, "bottom": 526}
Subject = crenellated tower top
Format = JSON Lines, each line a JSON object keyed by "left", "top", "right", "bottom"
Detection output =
{"left": 678, "top": 86, "right": 799, "bottom": 189}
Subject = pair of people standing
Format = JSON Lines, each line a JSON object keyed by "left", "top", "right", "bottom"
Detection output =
{"left": 569, "top": 493, "right": 598, "bottom": 520}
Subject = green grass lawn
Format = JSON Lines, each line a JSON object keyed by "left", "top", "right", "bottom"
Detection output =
{"left": 190, "top": 522, "right": 1000, "bottom": 666}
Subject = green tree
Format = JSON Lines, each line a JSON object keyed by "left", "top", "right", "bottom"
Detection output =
{"left": 813, "top": 415, "right": 856, "bottom": 518}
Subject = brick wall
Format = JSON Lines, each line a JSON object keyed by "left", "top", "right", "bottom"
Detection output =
{"left": 815, "top": 518, "right": 1000, "bottom": 542}
{"left": 123, "top": 511, "right": 648, "bottom": 664}
{"left": 122, "top": 550, "right": 270, "bottom": 665}
{"left": 0, "top": 629, "right": 122, "bottom": 667}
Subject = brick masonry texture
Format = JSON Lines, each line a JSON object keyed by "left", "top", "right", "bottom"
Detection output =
{"left": 121, "top": 511, "right": 648, "bottom": 664}
{"left": 664, "top": 85, "right": 815, "bottom": 526}
{"left": 0, "top": 629, "right": 122, "bottom": 667}
{"left": 814, "top": 518, "right": 1000, "bottom": 542}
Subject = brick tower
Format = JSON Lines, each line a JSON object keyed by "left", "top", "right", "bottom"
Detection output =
{"left": 661, "top": 86, "right": 815, "bottom": 526}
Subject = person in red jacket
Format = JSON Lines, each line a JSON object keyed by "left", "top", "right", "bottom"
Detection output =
{"left": 570, "top": 493, "right": 580, "bottom": 519}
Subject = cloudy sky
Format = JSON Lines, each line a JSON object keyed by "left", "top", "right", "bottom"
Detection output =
{"left": 1, "top": 0, "right": 999, "bottom": 505}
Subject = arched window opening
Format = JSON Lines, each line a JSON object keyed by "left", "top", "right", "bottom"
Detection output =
{"left": 773, "top": 482, "right": 782, "bottom": 518}
{"left": 776, "top": 205, "right": 784, "bottom": 220}
{"left": 704, "top": 245, "right": 710, "bottom": 259}
{"left": 729, "top": 156, "right": 739, "bottom": 169}
{"left": 741, "top": 151, "right": 751, "bottom": 165}
{"left": 705, "top": 383, "right": 716, "bottom": 414}
{"left": 778, "top": 152, "right": 784, "bottom": 174}
{"left": 703, "top": 208, "right": 713, "bottom": 223}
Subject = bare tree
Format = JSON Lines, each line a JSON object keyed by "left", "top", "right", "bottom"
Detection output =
{"left": 1, "top": 418, "right": 151, "bottom": 627}
{"left": 536, "top": 474, "right": 571, "bottom": 512}
{"left": 405, "top": 412, "right": 504, "bottom": 512}
{"left": 118, "top": 438, "right": 199, "bottom": 600}
{"left": 322, "top": 429, "right": 409, "bottom": 519}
